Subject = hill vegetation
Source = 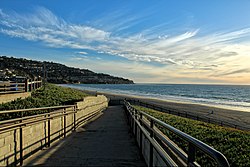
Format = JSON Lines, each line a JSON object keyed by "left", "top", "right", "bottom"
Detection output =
{"left": 0, "top": 84, "right": 89, "bottom": 120}
{"left": 0, "top": 56, "right": 134, "bottom": 84}
{"left": 134, "top": 106, "right": 250, "bottom": 167}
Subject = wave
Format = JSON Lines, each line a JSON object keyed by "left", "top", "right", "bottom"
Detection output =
{"left": 62, "top": 84, "right": 250, "bottom": 112}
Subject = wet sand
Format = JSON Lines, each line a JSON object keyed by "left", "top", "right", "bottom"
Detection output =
{"left": 79, "top": 89, "right": 250, "bottom": 131}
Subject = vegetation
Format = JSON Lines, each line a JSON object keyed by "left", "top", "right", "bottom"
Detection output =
{"left": 133, "top": 105, "right": 250, "bottom": 167}
{"left": 0, "top": 56, "right": 134, "bottom": 84}
{"left": 0, "top": 84, "right": 89, "bottom": 120}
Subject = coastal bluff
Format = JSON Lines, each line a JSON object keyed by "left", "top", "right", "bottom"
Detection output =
{"left": 0, "top": 56, "right": 134, "bottom": 84}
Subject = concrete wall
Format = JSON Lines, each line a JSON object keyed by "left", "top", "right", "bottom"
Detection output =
{"left": 0, "top": 92, "right": 31, "bottom": 104}
{"left": 0, "top": 95, "right": 108, "bottom": 166}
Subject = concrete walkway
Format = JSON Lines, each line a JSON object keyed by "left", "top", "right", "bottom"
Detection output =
{"left": 24, "top": 106, "right": 146, "bottom": 166}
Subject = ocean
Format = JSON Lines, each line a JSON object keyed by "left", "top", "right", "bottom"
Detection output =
{"left": 61, "top": 84, "right": 250, "bottom": 112}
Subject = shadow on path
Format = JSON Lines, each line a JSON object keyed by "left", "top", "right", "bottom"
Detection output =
{"left": 24, "top": 106, "right": 146, "bottom": 166}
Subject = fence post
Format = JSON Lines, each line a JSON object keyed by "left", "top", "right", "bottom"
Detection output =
{"left": 63, "top": 108, "right": 66, "bottom": 138}
{"left": 32, "top": 80, "right": 34, "bottom": 90}
{"left": 73, "top": 106, "right": 76, "bottom": 131}
{"left": 134, "top": 109, "right": 137, "bottom": 140}
{"left": 149, "top": 119, "right": 154, "bottom": 167}
{"left": 131, "top": 109, "right": 134, "bottom": 131}
{"left": 47, "top": 112, "right": 51, "bottom": 147}
{"left": 188, "top": 143, "right": 196, "bottom": 166}
{"left": 19, "top": 120, "right": 23, "bottom": 166}
{"left": 34, "top": 78, "right": 37, "bottom": 89}
{"left": 29, "top": 80, "right": 32, "bottom": 92}
{"left": 25, "top": 79, "right": 28, "bottom": 92}
{"left": 139, "top": 113, "right": 143, "bottom": 153}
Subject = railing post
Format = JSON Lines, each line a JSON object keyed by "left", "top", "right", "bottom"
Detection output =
{"left": 134, "top": 109, "right": 137, "bottom": 140}
{"left": 63, "top": 108, "right": 66, "bottom": 138}
{"left": 139, "top": 113, "right": 143, "bottom": 153}
{"left": 133, "top": 109, "right": 136, "bottom": 134}
{"left": 131, "top": 109, "right": 134, "bottom": 130}
{"left": 34, "top": 79, "right": 36, "bottom": 89}
{"left": 73, "top": 106, "right": 76, "bottom": 131}
{"left": 188, "top": 143, "right": 196, "bottom": 166}
{"left": 30, "top": 80, "right": 33, "bottom": 91}
{"left": 127, "top": 107, "right": 131, "bottom": 128}
{"left": 149, "top": 119, "right": 154, "bottom": 167}
{"left": 19, "top": 120, "right": 23, "bottom": 166}
{"left": 35, "top": 79, "right": 38, "bottom": 89}
{"left": 47, "top": 112, "right": 51, "bottom": 147}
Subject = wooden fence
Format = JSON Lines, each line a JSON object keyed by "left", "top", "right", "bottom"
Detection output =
{"left": 128, "top": 99, "right": 250, "bottom": 131}
{"left": 0, "top": 79, "right": 42, "bottom": 94}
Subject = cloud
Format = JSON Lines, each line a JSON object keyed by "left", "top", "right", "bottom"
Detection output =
{"left": 211, "top": 68, "right": 250, "bottom": 77}
{"left": 71, "top": 55, "right": 88, "bottom": 61}
{"left": 76, "top": 51, "right": 88, "bottom": 55}
{"left": 0, "top": 7, "right": 110, "bottom": 49}
{"left": 0, "top": 7, "right": 250, "bottom": 83}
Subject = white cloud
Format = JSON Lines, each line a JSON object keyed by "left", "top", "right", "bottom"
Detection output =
{"left": 0, "top": 7, "right": 110, "bottom": 49}
{"left": 76, "top": 51, "right": 88, "bottom": 55}
{"left": 1, "top": 7, "right": 250, "bottom": 83}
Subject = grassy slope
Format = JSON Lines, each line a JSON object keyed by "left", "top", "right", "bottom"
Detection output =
{"left": 134, "top": 106, "right": 250, "bottom": 167}
{"left": 0, "top": 84, "right": 88, "bottom": 120}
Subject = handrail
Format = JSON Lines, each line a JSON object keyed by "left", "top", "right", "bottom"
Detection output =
{"left": 0, "top": 101, "right": 107, "bottom": 123}
{"left": 0, "top": 105, "right": 75, "bottom": 114}
{"left": 0, "top": 100, "right": 107, "bottom": 166}
{"left": 0, "top": 101, "right": 107, "bottom": 125}
{"left": 124, "top": 100, "right": 229, "bottom": 167}
{"left": 0, "top": 107, "right": 74, "bottom": 125}
{"left": 28, "top": 81, "right": 42, "bottom": 84}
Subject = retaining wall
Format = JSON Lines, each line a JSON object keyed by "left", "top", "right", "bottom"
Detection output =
{"left": 0, "top": 92, "right": 31, "bottom": 104}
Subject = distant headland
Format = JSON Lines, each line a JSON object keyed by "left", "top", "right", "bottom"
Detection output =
{"left": 0, "top": 56, "right": 134, "bottom": 84}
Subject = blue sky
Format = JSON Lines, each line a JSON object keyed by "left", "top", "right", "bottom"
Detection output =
{"left": 1, "top": 0, "right": 250, "bottom": 84}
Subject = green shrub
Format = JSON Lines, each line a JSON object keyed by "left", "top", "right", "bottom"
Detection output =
{"left": 133, "top": 106, "right": 250, "bottom": 167}
{"left": 0, "top": 84, "right": 88, "bottom": 120}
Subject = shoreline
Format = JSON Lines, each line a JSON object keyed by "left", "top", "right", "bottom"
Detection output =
{"left": 78, "top": 89, "right": 250, "bottom": 130}
{"left": 61, "top": 84, "right": 250, "bottom": 112}
{"left": 77, "top": 87, "right": 250, "bottom": 112}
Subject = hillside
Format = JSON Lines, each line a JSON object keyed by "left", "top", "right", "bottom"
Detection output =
{"left": 0, "top": 56, "right": 134, "bottom": 84}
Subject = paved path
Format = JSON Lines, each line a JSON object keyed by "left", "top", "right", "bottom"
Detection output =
{"left": 24, "top": 106, "right": 146, "bottom": 166}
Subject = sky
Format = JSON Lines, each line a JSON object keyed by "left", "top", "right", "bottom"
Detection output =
{"left": 0, "top": 0, "right": 250, "bottom": 84}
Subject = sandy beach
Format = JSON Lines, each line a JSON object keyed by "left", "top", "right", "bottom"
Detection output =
{"left": 80, "top": 89, "right": 250, "bottom": 131}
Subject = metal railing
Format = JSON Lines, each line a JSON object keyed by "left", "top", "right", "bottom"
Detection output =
{"left": 124, "top": 100, "right": 229, "bottom": 167}
{"left": 0, "top": 102, "right": 106, "bottom": 166}
{"left": 128, "top": 99, "right": 249, "bottom": 131}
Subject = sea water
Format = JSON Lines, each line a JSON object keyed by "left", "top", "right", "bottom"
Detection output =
{"left": 62, "top": 84, "right": 250, "bottom": 112}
